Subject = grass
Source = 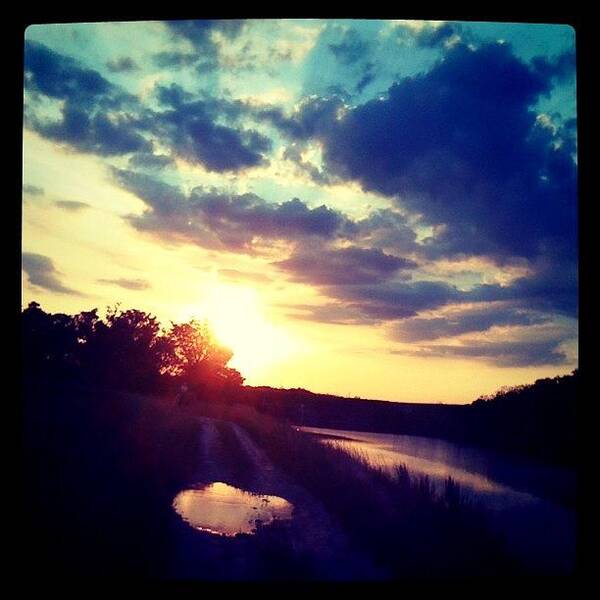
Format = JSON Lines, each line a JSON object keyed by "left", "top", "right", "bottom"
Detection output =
{"left": 198, "top": 400, "right": 518, "bottom": 578}
{"left": 23, "top": 385, "right": 518, "bottom": 579}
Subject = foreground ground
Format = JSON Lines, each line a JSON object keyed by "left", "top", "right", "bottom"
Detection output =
{"left": 23, "top": 383, "right": 556, "bottom": 580}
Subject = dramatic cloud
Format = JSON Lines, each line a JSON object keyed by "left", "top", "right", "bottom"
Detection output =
{"left": 97, "top": 278, "right": 151, "bottom": 290}
{"left": 352, "top": 208, "right": 419, "bottom": 254}
{"left": 25, "top": 40, "right": 114, "bottom": 105}
{"left": 469, "top": 257, "right": 578, "bottom": 317}
{"left": 166, "top": 19, "right": 244, "bottom": 50}
{"left": 22, "top": 252, "right": 79, "bottom": 295}
{"left": 396, "top": 337, "right": 570, "bottom": 367}
{"left": 410, "top": 22, "right": 462, "bottom": 48}
{"left": 272, "top": 41, "right": 577, "bottom": 264}
{"left": 24, "top": 43, "right": 269, "bottom": 172}
{"left": 24, "top": 41, "right": 150, "bottom": 156}
{"left": 390, "top": 304, "right": 551, "bottom": 342}
{"left": 113, "top": 169, "right": 355, "bottom": 252}
{"left": 308, "top": 261, "right": 577, "bottom": 327}
{"left": 531, "top": 49, "right": 576, "bottom": 84}
{"left": 149, "top": 83, "right": 272, "bottom": 172}
{"left": 35, "top": 105, "right": 151, "bottom": 156}
{"left": 282, "top": 143, "right": 332, "bottom": 185}
{"left": 257, "top": 95, "right": 345, "bottom": 142}
{"left": 165, "top": 19, "right": 244, "bottom": 72}
{"left": 322, "top": 280, "right": 465, "bottom": 320}
{"left": 275, "top": 246, "right": 416, "bottom": 285}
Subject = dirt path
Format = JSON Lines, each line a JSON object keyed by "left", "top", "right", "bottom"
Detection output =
{"left": 166, "top": 416, "right": 385, "bottom": 580}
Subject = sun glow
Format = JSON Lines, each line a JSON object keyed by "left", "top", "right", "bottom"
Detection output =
{"left": 197, "top": 282, "right": 304, "bottom": 381}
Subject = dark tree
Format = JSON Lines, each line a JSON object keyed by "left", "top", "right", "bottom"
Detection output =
{"left": 162, "top": 319, "right": 244, "bottom": 394}
{"left": 21, "top": 301, "right": 244, "bottom": 396}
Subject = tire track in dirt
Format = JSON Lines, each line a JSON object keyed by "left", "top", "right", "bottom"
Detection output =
{"left": 170, "top": 416, "right": 385, "bottom": 580}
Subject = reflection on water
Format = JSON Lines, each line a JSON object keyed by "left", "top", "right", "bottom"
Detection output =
{"left": 173, "top": 482, "right": 294, "bottom": 536}
{"left": 302, "top": 426, "right": 576, "bottom": 573}
{"left": 329, "top": 434, "right": 512, "bottom": 496}
{"left": 302, "top": 427, "right": 573, "bottom": 505}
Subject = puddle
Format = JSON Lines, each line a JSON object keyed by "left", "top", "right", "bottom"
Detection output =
{"left": 173, "top": 481, "right": 294, "bottom": 536}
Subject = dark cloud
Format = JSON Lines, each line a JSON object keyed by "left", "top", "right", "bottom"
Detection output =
{"left": 167, "top": 19, "right": 243, "bottom": 49}
{"left": 274, "top": 246, "right": 416, "bottom": 285}
{"left": 390, "top": 304, "right": 551, "bottom": 342}
{"left": 256, "top": 95, "right": 345, "bottom": 142}
{"left": 328, "top": 28, "right": 370, "bottom": 65}
{"left": 106, "top": 56, "right": 139, "bottom": 73}
{"left": 111, "top": 169, "right": 188, "bottom": 215}
{"left": 149, "top": 83, "right": 272, "bottom": 172}
{"left": 469, "top": 257, "right": 578, "bottom": 317}
{"left": 25, "top": 40, "right": 113, "bottom": 106}
{"left": 352, "top": 208, "right": 418, "bottom": 254}
{"left": 165, "top": 19, "right": 244, "bottom": 72}
{"left": 322, "top": 280, "right": 464, "bottom": 320}
{"left": 113, "top": 169, "right": 354, "bottom": 252}
{"left": 395, "top": 337, "right": 571, "bottom": 367}
{"left": 32, "top": 104, "right": 151, "bottom": 156}
{"left": 22, "top": 252, "right": 79, "bottom": 295}
{"left": 151, "top": 51, "right": 198, "bottom": 69}
{"left": 54, "top": 200, "right": 91, "bottom": 211}
{"left": 97, "top": 278, "right": 151, "bottom": 290}
{"left": 272, "top": 42, "right": 577, "bottom": 265}
{"left": 24, "top": 41, "right": 150, "bottom": 157}
{"left": 411, "top": 22, "right": 462, "bottom": 48}
{"left": 282, "top": 143, "right": 332, "bottom": 185}
{"left": 23, "top": 184, "right": 44, "bottom": 196}
{"left": 532, "top": 49, "right": 576, "bottom": 84}
{"left": 128, "top": 151, "right": 175, "bottom": 170}
{"left": 24, "top": 43, "right": 267, "bottom": 172}
{"left": 275, "top": 246, "right": 416, "bottom": 285}
{"left": 286, "top": 253, "right": 576, "bottom": 331}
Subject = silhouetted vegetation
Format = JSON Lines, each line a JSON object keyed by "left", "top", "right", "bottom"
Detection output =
{"left": 21, "top": 301, "right": 575, "bottom": 578}
{"left": 21, "top": 301, "right": 243, "bottom": 396}
{"left": 223, "top": 405, "right": 515, "bottom": 577}
{"left": 239, "top": 372, "right": 577, "bottom": 468}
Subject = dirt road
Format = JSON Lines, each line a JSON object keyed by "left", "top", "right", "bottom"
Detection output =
{"left": 165, "top": 415, "right": 385, "bottom": 580}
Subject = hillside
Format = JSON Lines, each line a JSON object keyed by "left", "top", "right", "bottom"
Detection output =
{"left": 239, "top": 370, "right": 578, "bottom": 467}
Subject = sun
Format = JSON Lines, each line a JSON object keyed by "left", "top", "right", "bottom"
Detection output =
{"left": 192, "top": 282, "right": 304, "bottom": 381}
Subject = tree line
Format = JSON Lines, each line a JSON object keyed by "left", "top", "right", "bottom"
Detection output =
{"left": 21, "top": 301, "right": 243, "bottom": 396}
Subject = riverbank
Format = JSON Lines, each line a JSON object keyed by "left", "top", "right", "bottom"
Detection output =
{"left": 22, "top": 383, "right": 529, "bottom": 579}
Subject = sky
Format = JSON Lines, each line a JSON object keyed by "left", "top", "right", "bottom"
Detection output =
{"left": 22, "top": 19, "right": 578, "bottom": 403}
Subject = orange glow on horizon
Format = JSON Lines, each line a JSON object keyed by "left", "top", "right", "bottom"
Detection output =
{"left": 184, "top": 282, "right": 306, "bottom": 381}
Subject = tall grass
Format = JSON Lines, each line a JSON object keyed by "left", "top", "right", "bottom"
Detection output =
{"left": 207, "top": 401, "right": 517, "bottom": 577}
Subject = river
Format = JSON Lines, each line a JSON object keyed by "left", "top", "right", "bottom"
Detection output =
{"left": 302, "top": 426, "right": 576, "bottom": 574}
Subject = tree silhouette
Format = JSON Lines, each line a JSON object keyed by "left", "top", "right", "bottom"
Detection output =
{"left": 163, "top": 319, "right": 243, "bottom": 393}
{"left": 21, "top": 302, "right": 243, "bottom": 396}
{"left": 77, "top": 306, "right": 165, "bottom": 391}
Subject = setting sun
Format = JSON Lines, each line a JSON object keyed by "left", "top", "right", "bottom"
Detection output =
{"left": 21, "top": 18, "right": 578, "bottom": 580}
{"left": 194, "top": 282, "right": 305, "bottom": 380}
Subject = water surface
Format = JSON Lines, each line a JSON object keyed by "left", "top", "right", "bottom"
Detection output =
{"left": 173, "top": 481, "right": 294, "bottom": 537}
{"left": 302, "top": 426, "right": 576, "bottom": 573}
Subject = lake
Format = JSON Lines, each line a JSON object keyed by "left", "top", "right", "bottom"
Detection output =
{"left": 302, "top": 426, "right": 576, "bottom": 574}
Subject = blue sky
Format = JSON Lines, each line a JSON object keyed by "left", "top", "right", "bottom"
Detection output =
{"left": 22, "top": 19, "right": 578, "bottom": 402}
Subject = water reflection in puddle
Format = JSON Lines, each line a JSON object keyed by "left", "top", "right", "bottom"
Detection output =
{"left": 173, "top": 482, "right": 294, "bottom": 536}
